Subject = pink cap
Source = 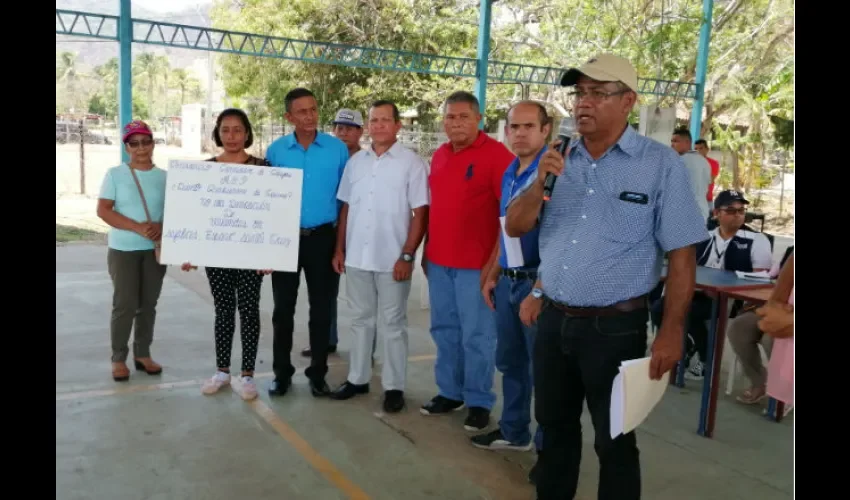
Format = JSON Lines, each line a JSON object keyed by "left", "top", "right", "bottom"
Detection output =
{"left": 122, "top": 120, "right": 153, "bottom": 143}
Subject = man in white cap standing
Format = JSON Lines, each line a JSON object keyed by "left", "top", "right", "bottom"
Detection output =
{"left": 331, "top": 108, "right": 365, "bottom": 158}
{"left": 505, "top": 53, "right": 708, "bottom": 499}
{"left": 300, "top": 108, "right": 365, "bottom": 358}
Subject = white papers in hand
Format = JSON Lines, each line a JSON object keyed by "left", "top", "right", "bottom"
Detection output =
{"left": 610, "top": 357, "right": 669, "bottom": 439}
{"left": 735, "top": 270, "right": 771, "bottom": 281}
{"left": 499, "top": 216, "right": 524, "bottom": 268}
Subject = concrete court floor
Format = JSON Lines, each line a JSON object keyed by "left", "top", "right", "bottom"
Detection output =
{"left": 56, "top": 244, "right": 793, "bottom": 500}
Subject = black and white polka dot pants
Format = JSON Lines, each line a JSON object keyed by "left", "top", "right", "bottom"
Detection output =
{"left": 206, "top": 267, "right": 264, "bottom": 373}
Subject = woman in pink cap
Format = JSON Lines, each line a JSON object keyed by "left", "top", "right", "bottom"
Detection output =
{"left": 96, "top": 120, "right": 168, "bottom": 382}
{"left": 180, "top": 108, "right": 271, "bottom": 401}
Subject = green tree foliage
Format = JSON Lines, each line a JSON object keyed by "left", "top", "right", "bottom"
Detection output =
{"left": 209, "top": 0, "right": 791, "bottom": 145}
{"left": 58, "top": 0, "right": 793, "bottom": 190}
{"left": 55, "top": 54, "right": 205, "bottom": 121}
{"left": 211, "top": 0, "right": 482, "bottom": 125}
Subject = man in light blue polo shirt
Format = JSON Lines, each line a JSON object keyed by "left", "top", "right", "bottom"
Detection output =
{"left": 505, "top": 54, "right": 708, "bottom": 499}
{"left": 264, "top": 87, "right": 349, "bottom": 398}
{"left": 472, "top": 101, "right": 548, "bottom": 482}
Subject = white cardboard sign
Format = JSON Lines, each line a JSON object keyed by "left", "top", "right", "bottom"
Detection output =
{"left": 160, "top": 159, "right": 303, "bottom": 272}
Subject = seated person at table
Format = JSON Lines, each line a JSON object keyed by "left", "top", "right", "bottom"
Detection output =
{"left": 650, "top": 189, "right": 772, "bottom": 380}
{"left": 728, "top": 244, "right": 793, "bottom": 404}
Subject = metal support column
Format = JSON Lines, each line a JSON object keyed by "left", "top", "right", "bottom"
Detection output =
{"left": 689, "top": 0, "right": 714, "bottom": 145}
{"left": 118, "top": 0, "right": 132, "bottom": 162}
{"left": 474, "top": 0, "right": 493, "bottom": 129}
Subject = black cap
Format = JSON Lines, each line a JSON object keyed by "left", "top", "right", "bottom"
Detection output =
{"left": 713, "top": 189, "right": 749, "bottom": 209}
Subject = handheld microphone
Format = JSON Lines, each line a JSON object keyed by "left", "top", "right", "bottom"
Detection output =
{"left": 543, "top": 117, "right": 576, "bottom": 201}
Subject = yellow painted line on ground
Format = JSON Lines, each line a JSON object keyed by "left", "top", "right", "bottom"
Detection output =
{"left": 56, "top": 354, "right": 437, "bottom": 401}
{"left": 55, "top": 378, "right": 204, "bottom": 401}
{"left": 232, "top": 376, "right": 372, "bottom": 500}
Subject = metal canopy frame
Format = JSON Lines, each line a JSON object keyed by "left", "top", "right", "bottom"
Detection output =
{"left": 55, "top": 0, "right": 713, "bottom": 161}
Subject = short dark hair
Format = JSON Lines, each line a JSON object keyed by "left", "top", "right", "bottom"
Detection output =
{"left": 673, "top": 127, "right": 692, "bottom": 142}
{"left": 369, "top": 99, "right": 401, "bottom": 122}
{"left": 506, "top": 100, "right": 550, "bottom": 127}
{"left": 445, "top": 91, "right": 480, "bottom": 112}
{"left": 694, "top": 139, "right": 708, "bottom": 147}
{"left": 212, "top": 108, "right": 254, "bottom": 148}
{"left": 284, "top": 88, "right": 316, "bottom": 113}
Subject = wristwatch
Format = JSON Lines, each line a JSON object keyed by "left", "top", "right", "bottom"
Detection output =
{"left": 400, "top": 252, "right": 415, "bottom": 263}
{"left": 531, "top": 287, "right": 544, "bottom": 299}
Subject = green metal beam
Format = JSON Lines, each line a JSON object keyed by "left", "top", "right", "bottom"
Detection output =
{"left": 690, "top": 0, "right": 714, "bottom": 144}
{"left": 475, "top": 0, "right": 494, "bottom": 126}
{"left": 55, "top": 8, "right": 697, "bottom": 99}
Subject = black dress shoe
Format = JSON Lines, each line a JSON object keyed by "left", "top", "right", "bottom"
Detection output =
{"left": 268, "top": 377, "right": 291, "bottom": 396}
{"left": 330, "top": 381, "right": 369, "bottom": 400}
{"left": 309, "top": 378, "right": 332, "bottom": 397}
{"left": 383, "top": 390, "right": 405, "bottom": 413}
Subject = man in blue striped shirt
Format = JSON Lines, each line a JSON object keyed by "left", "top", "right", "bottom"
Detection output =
{"left": 472, "top": 101, "right": 548, "bottom": 478}
{"left": 506, "top": 54, "right": 709, "bottom": 500}
{"left": 264, "top": 88, "right": 350, "bottom": 398}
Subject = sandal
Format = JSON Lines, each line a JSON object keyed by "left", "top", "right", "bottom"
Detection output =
{"left": 736, "top": 386, "right": 766, "bottom": 404}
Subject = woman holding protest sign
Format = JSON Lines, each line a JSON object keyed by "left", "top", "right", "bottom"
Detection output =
{"left": 96, "top": 120, "right": 168, "bottom": 382}
{"left": 181, "top": 108, "right": 272, "bottom": 401}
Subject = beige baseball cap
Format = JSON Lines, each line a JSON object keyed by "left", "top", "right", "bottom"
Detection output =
{"left": 559, "top": 53, "right": 639, "bottom": 92}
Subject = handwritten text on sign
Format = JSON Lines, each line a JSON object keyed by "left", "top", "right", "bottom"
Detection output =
{"left": 159, "top": 160, "right": 303, "bottom": 272}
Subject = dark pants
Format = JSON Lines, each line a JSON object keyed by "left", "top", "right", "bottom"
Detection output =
{"left": 271, "top": 223, "right": 338, "bottom": 382}
{"left": 534, "top": 302, "right": 648, "bottom": 500}
{"left": 650, "top": 292, "right": 712, "bottom": 362}
{"left": 206, "top": 267, "right": 264, "bottom": 373}
{"left": 329, "top": 277, "right": 339, "bottom": 346}
{"left": 107, "top": 248, "right": 167, "bottom": 362}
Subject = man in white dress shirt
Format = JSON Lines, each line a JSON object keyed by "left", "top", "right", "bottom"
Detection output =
{"left": 671, "top": 127, "right": 712, "bottom": 220}
{"left": 329, "top": 99, "right": 430, "bottom": 412}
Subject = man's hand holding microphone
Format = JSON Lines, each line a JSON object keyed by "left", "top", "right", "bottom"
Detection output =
{"left": 537, "top": 145, "right": 566, "bottom": 193}
{"left": 539, "top": 117, "right": 576, "bottom": 199}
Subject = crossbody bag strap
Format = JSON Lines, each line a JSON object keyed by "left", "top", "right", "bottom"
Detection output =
{"left": 128, "top": 164, "right": 153, "bottom": 223}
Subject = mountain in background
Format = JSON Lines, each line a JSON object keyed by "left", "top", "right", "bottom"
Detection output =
{"left": 56, "top": 0, "right": 212, "bottom": 70}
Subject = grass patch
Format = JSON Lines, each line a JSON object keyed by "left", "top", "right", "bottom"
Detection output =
{"left": 56, "top": 224, "right": 104, "bottom": 243}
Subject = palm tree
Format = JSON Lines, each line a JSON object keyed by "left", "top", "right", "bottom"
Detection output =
{"left": 135, "top": 53, "right": 170, "bottom": 119}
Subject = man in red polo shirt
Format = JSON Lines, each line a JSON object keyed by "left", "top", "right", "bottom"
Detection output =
{"left": 420, "top": 90, "right": 515, "bottom": 432}
{"left": 695, "top": 139, "right": 720, "bottom": 203}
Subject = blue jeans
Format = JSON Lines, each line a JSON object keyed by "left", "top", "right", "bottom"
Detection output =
{"left": 494, "top": 275, "right": 543, "bottom": 450}
{"left": 428, "top": 262, "right": 497, "bottom": 410}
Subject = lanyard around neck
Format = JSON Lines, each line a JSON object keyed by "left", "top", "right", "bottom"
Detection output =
{"left": 712, "top": 235, "right": 728, "bottom": 261}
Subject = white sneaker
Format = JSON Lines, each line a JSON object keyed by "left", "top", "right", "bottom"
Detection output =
{"left": 201, "top": 371, "right": 231, "bottom": 395}
{"left": 684, "top": 360, "right": 705, "bottom": 381}
{"left": 240, "top": 376, "right": 258, "bottom": 400}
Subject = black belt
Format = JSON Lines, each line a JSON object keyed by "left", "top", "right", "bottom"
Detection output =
{"left": 548, "top": 294, "right": 648, "bottom": 317}
{"left": 300, "top": 222, "right": 333, "bottom": 236}
{"left": 500, "top": 268, "right": 538, "bottom": 280}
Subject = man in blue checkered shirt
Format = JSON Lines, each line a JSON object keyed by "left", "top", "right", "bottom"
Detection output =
{"left": 505, "top": 54, "right": 709, "bottom": 500}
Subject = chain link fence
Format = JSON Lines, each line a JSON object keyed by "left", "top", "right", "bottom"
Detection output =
{"left": 56, "top": 118, "right": 499, "bottom": 198}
